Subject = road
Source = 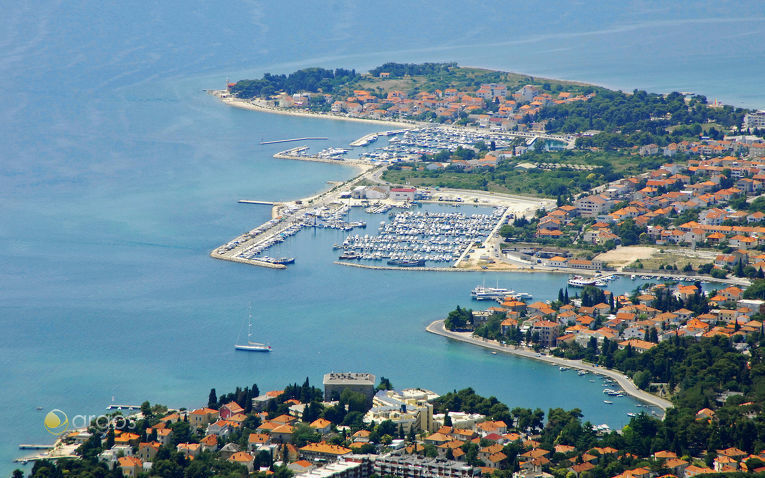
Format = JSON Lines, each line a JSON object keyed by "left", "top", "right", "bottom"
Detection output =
{"left": 426, "top": 320, "right": 673, "bottom": 415}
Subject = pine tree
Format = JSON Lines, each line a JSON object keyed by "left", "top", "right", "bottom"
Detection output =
{"left": 208, "top": 388, "right": 218, "bottom": 409}
{"left": 564, "top": 289, "right": 569, "bottom": 304}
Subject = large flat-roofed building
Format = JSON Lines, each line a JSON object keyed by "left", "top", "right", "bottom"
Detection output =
{"left": 323, "top": 372, "right": 376, "bottom": 403}
{"left": 744, "top": 111, "right": 765, "bottom": 130}
{"left": 295, "top": 456, "right": 373, "bottom": 478}
{"left": 374, "top": 452, "right": 478, "bottom": 478}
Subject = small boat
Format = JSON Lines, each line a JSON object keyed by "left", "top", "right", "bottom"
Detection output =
{"left": 560, "top": 366, "right": 569, "bottom": 371}
{"left": 235, "top": 306, "right": 271, "bottom": 352}
{"left": 491, "top": 351, "right": 497, "bottom": 355}
{"left": 603, "top": 400, "right": 613, "bottom": 404}
{"left": 339, "top": 250, "right": 361, "bottom": 260}
{"left": 272, "top": 257, "right": 295, "bottom": 265}
{"left": 578, "top": 370, "right": 588, "bottom": 376}
{"left": 627, "top": 412, "right": 637, "bottom": 417}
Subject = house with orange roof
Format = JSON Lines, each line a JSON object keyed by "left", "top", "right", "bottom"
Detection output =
{"left": 618, "top": 339, "right": 656, "bottom": 353}
{"left": 271, "top": 423, "right": 295, "bottom": 443}
{"left": 531, "top": 320, "right": 560, "bottom": 347}
{"left": 288, "top": 460, "right": 316, "bottom": 474}
{"left": 199, "top": 434, "right": 218, "bottom": 452}
{"left": 309, "top": 418, "right": 332, "bottom": 435}
{"left": 720, "top": 286, "right": 743, "bottom": 300}
{"left": 219, "top": 401, "right": 244, "bottom": 419}
{"left": 114, "top": 432, "right": 141, "bottom": 447}
{"left": 228, "top": 452, "right": 255, "bottom": 472}
{"left": 248, "top": 433, "right": 270, "bottom": 451}
{"left": 485, "top": 452, "right": 507, "bottom": 468}
{"left": 177, "top": 443, "right": 201, "bottom": 458}
{"left": 154, "top": 428, "right": 172, "bottom": 445}
{"left": 118, "top": 456, "right": 143, "bottom": 478}
{"left": 477, "top": 420, "right": 507, "bottom": 435}
{"left": 569, "top": 462, "right": 595, "bottom": 476}
{"left": 684, "top": 464, "right": 714, "bottom": 477}
{"left": 299, "top": 441, "right": 352, "bottom": 461}
{"left": 137, "top": 442, "right": 161, "bottom": 462}
{"left": 189, "top": 408, "right": 219, "bottom": 429}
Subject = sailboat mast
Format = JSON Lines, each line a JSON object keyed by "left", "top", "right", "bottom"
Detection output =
{"left": 248, "top": 304, "right": 253, "bottom": 340}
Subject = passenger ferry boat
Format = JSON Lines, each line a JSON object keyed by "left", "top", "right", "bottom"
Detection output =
{"left": 471, "top": 285, "right": 513, "bottom": 300}
{"left": 567, "top": 275, "right": 598, "bottom": 287}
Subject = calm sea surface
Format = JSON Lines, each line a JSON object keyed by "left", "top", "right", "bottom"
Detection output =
{"left": 2, "top": 1, "right": 765, "bottom": 473}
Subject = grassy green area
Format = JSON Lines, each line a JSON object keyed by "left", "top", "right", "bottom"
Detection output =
{"left": 382, "top": 150, "right": 668, "bottom": 198}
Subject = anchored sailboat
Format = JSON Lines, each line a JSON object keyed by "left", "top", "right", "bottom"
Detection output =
{"left": 235, "top": 306, "right": 271, "bottom": 352}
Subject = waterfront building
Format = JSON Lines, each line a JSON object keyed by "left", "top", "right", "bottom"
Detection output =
{"left": 323, "top": 372, "right": 376, "bottom": 403}
{"left": 390, "top": 187, "right": 416, "bottom": 201}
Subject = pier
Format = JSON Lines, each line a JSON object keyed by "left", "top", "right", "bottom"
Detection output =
{"left": 274, "top": 147, "right": 373, "bottom": 168}
{"left": 260, "top": 137, "right": 327, "bottom": 145}
{"left": 18, "top": 445, "right": 53, "bottom": 450}
{"left": 334, "top": 261, "right": 467, "bottom": 272}
{"left": 238, "top": 200, "right": 275, "bottom": 205}
{"left": 349, "top": 132, "right": 379, "bottom": 147}
{"left": 211, "top": 163, "right": 383, "bottom": 269}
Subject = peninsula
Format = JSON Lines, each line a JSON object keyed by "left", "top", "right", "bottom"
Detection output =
{"left": 212, "top": 62, "right": 765, "bottom": 284}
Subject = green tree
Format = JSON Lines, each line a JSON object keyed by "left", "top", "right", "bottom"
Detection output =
{"left": 208, "top": 388, "right": 218, "bottom": 409}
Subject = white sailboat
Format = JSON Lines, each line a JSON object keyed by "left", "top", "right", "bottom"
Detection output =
{"left": 235, "top": 307, "right": 271, "bottom": 352}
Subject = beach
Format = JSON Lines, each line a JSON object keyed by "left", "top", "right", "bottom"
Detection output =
{"left": 210, "top": 90, "right": 416, "bottom": 129}
{"left": 426, "top": 319, "right": 674, "bottom": 414}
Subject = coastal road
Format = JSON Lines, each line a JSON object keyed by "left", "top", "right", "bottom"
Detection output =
{"left": 426, "top": 319, "right": 673, "bottom": 415}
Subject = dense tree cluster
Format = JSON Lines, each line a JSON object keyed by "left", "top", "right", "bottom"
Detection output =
{"left": 368, "top": 62, "right": 457, "bottom": 78}
{"left": 230, "top": 68, "right": 358, "bottom": 98}
{"left": 540, "top": 89, "right": 748, "bottom": 146}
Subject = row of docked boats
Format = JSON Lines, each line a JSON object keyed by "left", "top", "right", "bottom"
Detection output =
{"left": 370, "top": 127, "right": 515, "bottom": 161}
{"left": 335, "top": 208, "right": 504, "bottom": 266}
{"left": 630, "top": 274, "right": 698, "bottom": 282}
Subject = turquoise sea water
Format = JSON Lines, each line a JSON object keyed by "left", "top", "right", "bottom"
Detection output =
{"left": 3, "top": 1, "right": 765, "bottom": 473}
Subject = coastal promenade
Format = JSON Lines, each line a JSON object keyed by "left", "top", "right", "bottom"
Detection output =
{"left": 426, "top": 319, "right": 673, "bottom": 414}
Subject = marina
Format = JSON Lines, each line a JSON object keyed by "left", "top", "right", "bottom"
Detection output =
{"left": 334, "top": 208, "right": 506, "bottom": 266}
{"left": 357, "top": 126, "right": 574, "bottom": 162}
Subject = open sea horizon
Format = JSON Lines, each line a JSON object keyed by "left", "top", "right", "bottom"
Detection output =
{"left": 3, "top": 1, "right": 765, "bottom": 474}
